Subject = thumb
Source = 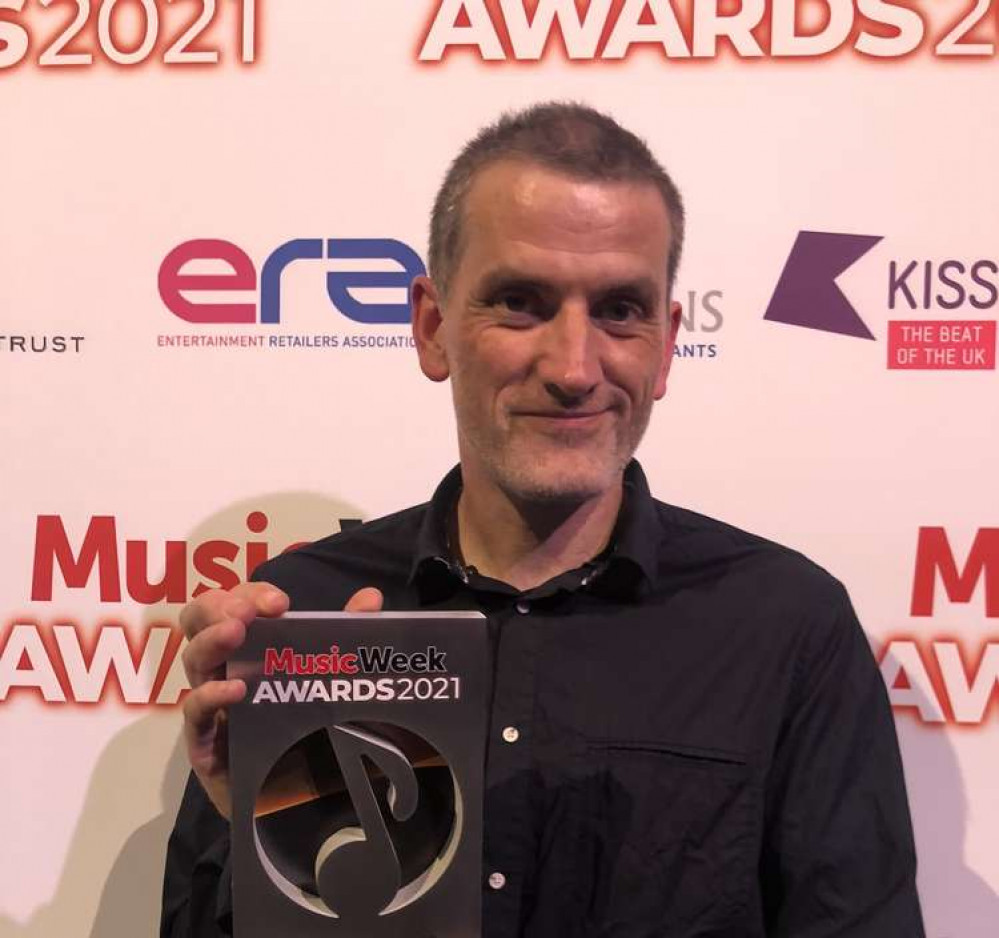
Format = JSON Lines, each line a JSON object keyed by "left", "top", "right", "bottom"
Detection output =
{"left": 344, "top": 587, "right": 384, "bottom": 613}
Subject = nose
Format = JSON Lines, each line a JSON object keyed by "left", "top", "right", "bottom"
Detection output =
{"left": 536, "top": 301, "right": 601, "bottom": 406}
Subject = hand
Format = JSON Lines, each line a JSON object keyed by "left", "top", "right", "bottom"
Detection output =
{"left": 179, "top": 583, "right": 384, "bottom": 817}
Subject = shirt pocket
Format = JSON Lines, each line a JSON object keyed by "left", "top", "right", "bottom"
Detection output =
{"left": 579, "top": 739, "right": 756, "bottom": 937}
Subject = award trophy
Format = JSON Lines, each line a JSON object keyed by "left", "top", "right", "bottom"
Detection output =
{"left": 228, "top": 611, "right": 488, "bottom": 937}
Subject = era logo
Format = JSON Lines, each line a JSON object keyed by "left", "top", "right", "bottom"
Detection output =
{"left": 158, "top": 238, "right": 426, "bottom": 325}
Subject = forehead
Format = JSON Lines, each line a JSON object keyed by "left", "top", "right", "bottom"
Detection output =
{"left": 457, "top": 160, "right": 672, "bottom": 286}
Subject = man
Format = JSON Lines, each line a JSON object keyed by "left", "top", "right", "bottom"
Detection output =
{"left": 162, "top": 103, "right": 924, "bottom": 937}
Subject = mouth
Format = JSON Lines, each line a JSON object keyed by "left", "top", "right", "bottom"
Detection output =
{"left": 513, "top": 409, "right": 612, "bottom": 429}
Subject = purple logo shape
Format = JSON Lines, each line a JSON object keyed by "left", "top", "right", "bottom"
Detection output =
{"left": 764, "top": 231, "right": 882, "bottom": 340}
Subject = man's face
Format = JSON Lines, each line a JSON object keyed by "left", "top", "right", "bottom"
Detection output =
{"left": 414, "top": 159, "right": 680, "bottom": 504}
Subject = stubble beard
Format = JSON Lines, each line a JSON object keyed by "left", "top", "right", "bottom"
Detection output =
{"left": 454, "top": 401, "right": 652, "bottom": 508}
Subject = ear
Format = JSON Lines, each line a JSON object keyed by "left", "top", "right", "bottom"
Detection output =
{"left": 411, "top": 275, "right": 450, "bottom": 382}
{"left": 653, "top": 300, "right": 682, "bottom": 400}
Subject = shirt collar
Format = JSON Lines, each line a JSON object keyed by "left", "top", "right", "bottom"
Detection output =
{"left": 608, "top": 459, "right": 661, "bottom": 590}
{"left": 409, "top": 464, "right": 465, "bottom": 599}
{"left": 409, "top": 460, "right": 660, "bottom": 602}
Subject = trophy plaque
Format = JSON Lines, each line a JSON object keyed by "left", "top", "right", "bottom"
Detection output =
{"left": 228, "top": 611, "right": 488, "bottom": 938}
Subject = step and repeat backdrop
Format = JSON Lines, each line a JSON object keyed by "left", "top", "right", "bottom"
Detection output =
{"left": 1, "top": 1, "right": 997, "bottom": 935}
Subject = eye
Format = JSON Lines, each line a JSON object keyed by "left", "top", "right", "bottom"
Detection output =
{"left": 489, "top": 287, "right": 547, "bottom": 322}
{"left": 496, "top": 289, "right": 533, "bottom": 313}
{"left": 595, "top": 297, "right": 646, "bottom": 326}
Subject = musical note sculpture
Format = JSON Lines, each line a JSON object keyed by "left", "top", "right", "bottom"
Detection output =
{"left": 228, "top": 611, "right": 486, "bottom": 938}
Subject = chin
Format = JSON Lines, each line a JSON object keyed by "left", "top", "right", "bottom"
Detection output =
{"left": 493, "top": 450, "right": 626, "bottom": 505}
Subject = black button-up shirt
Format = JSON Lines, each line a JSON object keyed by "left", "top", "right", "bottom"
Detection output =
{"left": 162, "top": 462, "right": 924, "bottom": 937}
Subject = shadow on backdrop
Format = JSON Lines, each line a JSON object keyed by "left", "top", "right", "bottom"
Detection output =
{"left": 0, "top": 492, "right": 364, "bottom": 938}
{"left": 895, "top": 709, "right": 999, "bottom": 937}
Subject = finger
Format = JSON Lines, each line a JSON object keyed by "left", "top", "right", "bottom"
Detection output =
{"left": 182, "top": 678, "right": 246, "bottom": 757}
{"left": 179, "top": 583, "right": 289, "bottom": 640}
{"left": 178, "top": 589, "right": 227, "bottom": 640}
{"left": 182, "top": 618, "right": 247, "bottom": 688}
{"left": 344, "top": 587, "right": 384, "bottom": 613}
{"left": 231, "top": 581, "right": 289, "bottom": 617}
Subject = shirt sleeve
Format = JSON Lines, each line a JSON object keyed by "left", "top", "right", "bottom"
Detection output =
{"left": 760, "top": 581, "right": 925, "bottom": 936}
{"left": 160, "top": 773, "right": 234, "bottom": 938}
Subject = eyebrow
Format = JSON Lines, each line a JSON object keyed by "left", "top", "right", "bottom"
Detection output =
{"left": 474, "top": 267, "right": 663, "bottom": 306}
{"left": 474, "top": 268, "right": 551, "bottom": 297}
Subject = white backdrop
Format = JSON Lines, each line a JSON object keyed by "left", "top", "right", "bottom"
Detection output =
{"left": 1, "top": 1, "right": 997, "bottom": 935}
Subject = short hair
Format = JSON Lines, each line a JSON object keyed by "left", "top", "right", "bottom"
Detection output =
{"left": 428, "top": 102, "right": 685, "bottom": 299}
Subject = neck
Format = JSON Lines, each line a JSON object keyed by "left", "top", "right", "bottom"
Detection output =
{"left": 455, "top": 468, "right": 624, "bottom": 592}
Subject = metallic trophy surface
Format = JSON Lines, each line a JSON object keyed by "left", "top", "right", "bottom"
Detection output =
{"left": 229, "top": 612, "right": 487, "bottom": 937}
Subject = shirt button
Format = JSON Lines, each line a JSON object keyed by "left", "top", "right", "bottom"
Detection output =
{"left": 488, "top": 871, "right": 507, "bottom": 890}
{"left": 502, "top": 726, "right": 520, "bottom": 743}
{"left": 515, "top": 601, "right": 530, "bottom": 614}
